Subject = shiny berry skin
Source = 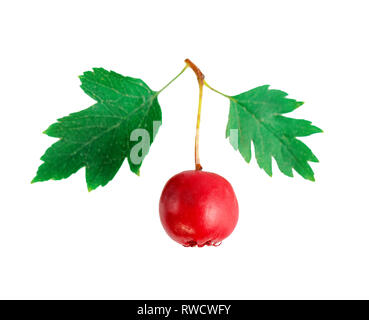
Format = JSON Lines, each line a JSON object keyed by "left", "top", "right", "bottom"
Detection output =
{"left": 159, "top": 170, "right": 239, "bottom": 247}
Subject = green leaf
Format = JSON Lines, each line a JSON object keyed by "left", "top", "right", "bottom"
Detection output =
{"left": 226, "top": 85, "right": 322, "bottom": 181}
{"left": 32, "top": 68, "right": 162, "bottom": 191}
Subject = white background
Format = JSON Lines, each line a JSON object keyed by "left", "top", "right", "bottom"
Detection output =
{"left": 0, "top": 0, "right": 368, "bottom": 299}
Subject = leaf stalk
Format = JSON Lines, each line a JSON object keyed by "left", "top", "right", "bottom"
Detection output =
{"left": 157, "top": 65, "right": 188, "bottom": 95}
{"left": 203, "top": 81, "right": 233, "bottom": 100}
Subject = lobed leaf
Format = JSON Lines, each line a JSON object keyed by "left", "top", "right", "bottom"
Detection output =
{"left": 32, "top": 68, "right": 161, "bottom": 191}
{"left": 226, "top": 85, "right": 322, "bottom": 181}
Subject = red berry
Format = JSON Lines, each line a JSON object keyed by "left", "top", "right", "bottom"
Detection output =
{"left": 159, "top": 170, "right": 239, "bottom": 247}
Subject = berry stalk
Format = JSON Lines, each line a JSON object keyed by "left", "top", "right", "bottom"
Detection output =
{"left": 185, "top": 58, "right": 205, "bottom": 171}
